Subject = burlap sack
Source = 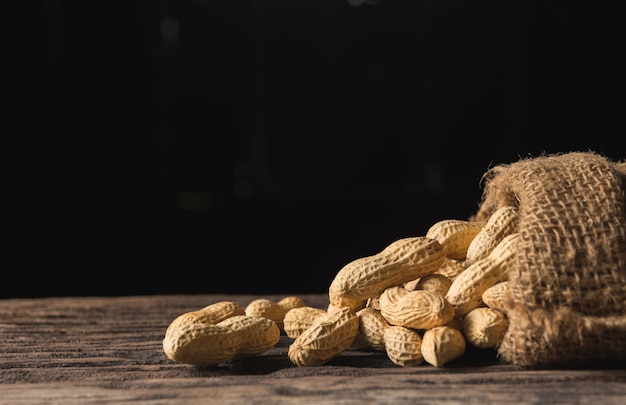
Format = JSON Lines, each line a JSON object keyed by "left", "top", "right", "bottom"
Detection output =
{"left": 470, "top": 151, "right": 626, "bottom": 367}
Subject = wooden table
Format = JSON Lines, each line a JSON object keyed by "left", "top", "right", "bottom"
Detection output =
{"left": 1, "top": 294, "right": 625, "bottom": 404}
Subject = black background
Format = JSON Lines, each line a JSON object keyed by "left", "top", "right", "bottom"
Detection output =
{"left": 9, "top": 0, "right": 624, "bottom": 298}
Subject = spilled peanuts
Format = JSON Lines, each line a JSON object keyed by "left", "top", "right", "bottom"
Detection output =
{"left": 163, "top": 206, "right": 520, "bottom": 368}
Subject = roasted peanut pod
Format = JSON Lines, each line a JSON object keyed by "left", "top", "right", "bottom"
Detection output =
{"left": 218, "top": 315, "right": 281, "bottom": 357}
{"left": 481, "top": 281, "right": 511, "bottom": 313}
{"left": 425, "top": 219, "right": 485, "bottom": 261}
{"left": 383, "top": 325, "right": 424, "bottom": 367}
{"left": 163, "top": 323, "right": 242, "bottom": 367}
{"left": 421, "top": 325, "right": 466, "bottom": 367}
{"left": 245, "top": 299, "right": 286, "bottom": 327}
{"left": 355, "top": 307, "right": 389, "bottom": 351}
{"left": 445, "top": 232, "right": 519, "bottom": 317}
{"left": 463, "top": 307, "right": 508, "bottom": 349}
{"left": 329, "top": 237, "right": 445, "bottom": 311}
{"left": 283, "top": 306, "right": 328, "bottom": 339}
{"left": 245, "top": 296, "right": 306, "bottom": 330}
{"left": 465, "top": 206, "right": 519, "bottom": 266}
{"left": 413, "top": 273, "right": 453, "bottom": 296}
{"left": 288, "top": 307, "right": 359, "bottom": 367}
{"left": 163, "top": 312, "right": 280, "bottom": 367}
{"left": 379, "top": 287, "right": 455, "bottom": 330}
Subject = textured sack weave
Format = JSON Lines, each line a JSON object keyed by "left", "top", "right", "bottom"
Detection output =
{"left": 471, "top": 152, "right": 626, "bottom": 367}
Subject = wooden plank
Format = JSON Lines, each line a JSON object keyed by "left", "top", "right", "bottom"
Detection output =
{"left": 1, "top": 294, "right": 625, "bottom": 404}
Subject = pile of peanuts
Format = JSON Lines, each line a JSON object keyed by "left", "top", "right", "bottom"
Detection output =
{"left": 163, "top": 205, "right": 519, "bottom": 368}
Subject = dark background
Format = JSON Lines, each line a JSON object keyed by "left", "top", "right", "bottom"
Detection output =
{"left": 9, "top": 0, "right": 624, "bottom": 298}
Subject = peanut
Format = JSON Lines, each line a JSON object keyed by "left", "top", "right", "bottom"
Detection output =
{"left": 288, "top": 306, "right": 359, "bottom": 366}
{"left": 355, "top": 307, "right": 425, "bottom": 366}
{"left": 421, "top": 325, "right": 466, "bottom": 367}
{"left": 413, "top": 273, "right": 452, "bottom": 297}
{"left": 354, "top": 307, "right": 389, "bottom": 351}
{"left": 277, "top": 295, "right": 308, "bottom": 310}
{"left": 425, "top": 219, "right": 485, "bottom": 260}
{"left": 283, "top": 306, "right": 328, "bottom": 339}
{"left": 379, "top": 286, "right": 455, "bottom": 330}
{"left": 245, "top": 296, "right": 306, "bottom": 330}
{"left": 219, "top": 315, "right": 281, "bottom": 357}
{"left": 462, "top": 307, "right": 508, "bottom": 349}
{"left": 163, "top": 314, "right": 280, "bottom": 366}
{"left": 445, "top": 232, "right": 519, "bottom": 317}
{"left": 163, "top": 323, "right": 241, "bottom": 366}
{"left": 465, "top": 206, "right": 519, "bottom": 266}
{"left": 383, "top": 325, "right": 424, "bottom": 367}
{"left": 328, "top": 237, "right": 445, "bottom": 312}
{"left": 481, "top": 281, "right": 511, "bottom": 314}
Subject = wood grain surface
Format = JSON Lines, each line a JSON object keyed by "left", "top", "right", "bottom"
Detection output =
{"left": 1, "top": 294, "right": 625, "bottom": 404}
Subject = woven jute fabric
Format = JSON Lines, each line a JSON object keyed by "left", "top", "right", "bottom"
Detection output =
{"left": 471, "top": 151, "right": 626, "bottom": 367}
